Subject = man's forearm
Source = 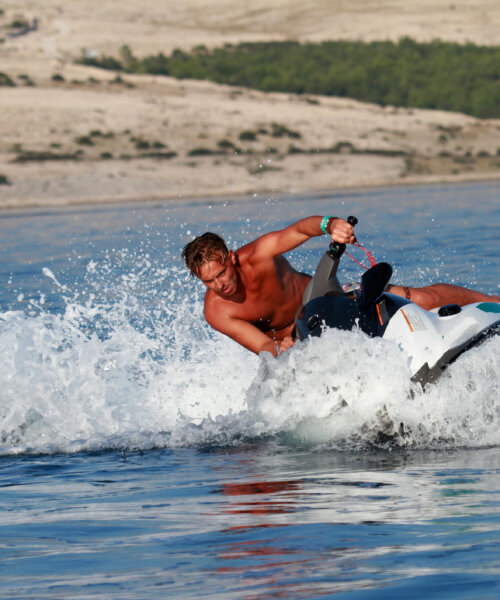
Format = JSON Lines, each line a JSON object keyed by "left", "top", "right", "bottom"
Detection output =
{"left": 294, "top": 216, "right": 354, "bottom": 244}
{"left": 252, "top": 215, "right": 355, "bottom": 264}
{"left": 293, "top": 216, "right": 332, "bottom": 237}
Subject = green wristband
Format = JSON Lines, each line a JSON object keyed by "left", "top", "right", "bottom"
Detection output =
{"left": 320, "top": 215, "right": 335, "bottom": 234}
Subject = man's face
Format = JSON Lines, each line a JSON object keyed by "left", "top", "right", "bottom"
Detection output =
{"left": 198, "top": 252, "right": 238, "bottom": 298}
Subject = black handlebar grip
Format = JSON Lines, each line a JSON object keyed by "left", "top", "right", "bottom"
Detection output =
{"left": 328, "top": 216, "right": 358, "bottom": 258}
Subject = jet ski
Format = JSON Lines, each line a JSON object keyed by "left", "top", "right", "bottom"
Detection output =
{"left": 294, "top": 217, "right": 500, "bottom": 386}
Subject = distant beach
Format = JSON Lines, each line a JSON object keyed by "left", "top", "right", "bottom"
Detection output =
{"left": 1, "top": 0, "right": 500, "bottom": 210}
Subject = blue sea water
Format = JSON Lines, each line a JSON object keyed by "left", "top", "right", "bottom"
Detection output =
{"left": 0, "top": 182, "right": 499, "bottom": 598}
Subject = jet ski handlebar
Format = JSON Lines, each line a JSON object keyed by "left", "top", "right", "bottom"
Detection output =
{"left": 299, "top": 216, "right": 359, "bottom": 306}
{"left": 328, "top": 215, "right": 358, "bottom": 258}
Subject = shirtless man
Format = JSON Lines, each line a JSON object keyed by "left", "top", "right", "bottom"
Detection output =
{"left": 182, "top": 216, "right": 498, "bottom": 356}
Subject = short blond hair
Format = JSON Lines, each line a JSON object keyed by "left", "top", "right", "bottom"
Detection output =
{"left": 182, "top": 232, "right": 229, "bottom": 276}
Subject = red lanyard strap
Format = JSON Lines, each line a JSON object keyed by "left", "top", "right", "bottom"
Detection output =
{"left": 344, "top": 241, "right": 377, "bottom": 270}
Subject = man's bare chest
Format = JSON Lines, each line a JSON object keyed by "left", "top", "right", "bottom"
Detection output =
{"left": 229, "top": 280, "right": 299, "bottom": 331}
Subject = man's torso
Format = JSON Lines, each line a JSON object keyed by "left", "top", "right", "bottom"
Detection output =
{"left": 206, "top": 247, "right": 311, "bottom": 340}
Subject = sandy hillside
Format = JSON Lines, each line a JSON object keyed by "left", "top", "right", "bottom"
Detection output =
{"left": 1, "top": 0, "right": 500, "bottom": 209}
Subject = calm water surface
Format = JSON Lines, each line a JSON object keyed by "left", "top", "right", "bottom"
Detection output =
{"left": 1, "top": 182, "right": 499, "bottom": 598}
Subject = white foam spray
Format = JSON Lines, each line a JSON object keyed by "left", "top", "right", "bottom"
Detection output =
{"left": 1, "top": 255, "right": 498, "bottom": 455}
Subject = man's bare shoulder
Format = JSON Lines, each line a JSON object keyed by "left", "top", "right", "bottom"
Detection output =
{"left": 203, "top": 288, "right": 235, "bottom": 324}
{"left": 237, "top": 234, "right": 279, "bottom": 266}
{"left": 236, "top": 239, "right": 258, "bottom": 261}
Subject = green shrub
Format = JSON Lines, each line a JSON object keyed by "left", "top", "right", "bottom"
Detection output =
{"left": 10, "top": 19, "right": 29, "bottom": 28}
{"left": 76, "top": 51, "right": 122, "bottom": 71}
{"left": 52, "top": 73, "right": 65, "bottom": 82}
{"left": 17, "top": 73, "right": 35, "bottom": 87}
{"left": 239, "top": 130, "right": 257, "bottom": 141}
{"left": 0, "top": 174, "right": 11, "bottom": 185}
{"left": 271, "top": 123, "right": 301, "bottom": 139}
{"left": 75, "top": 135, "right": 93, "bottom": 145}
{"left": 217, "top": 139, "right": 235, "bottom": 149}
{"left": 188, "top": 147, "right": 215, "bottom": 156}
{"left": 141, "top": 151, "right": 177, "bottom": 159}
{"left": 0, "top": 72, "right": 15, "bottom": 87}
{"left": 133, "top": 138, "right": 150, "bottom": 150}
{"left": 12, "top": 151, "right": 80, "bottom": 163}
{"left": 217, "top": 139, "right": 243, "bottom": 154}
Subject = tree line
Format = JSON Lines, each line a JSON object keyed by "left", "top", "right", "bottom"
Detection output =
{"left": 77, "top": 38, "right": 500, "bottom": 118}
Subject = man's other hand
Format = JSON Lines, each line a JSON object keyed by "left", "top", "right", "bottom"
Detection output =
{"left": 278, "top": 336, "right": 295, "bottom": 353}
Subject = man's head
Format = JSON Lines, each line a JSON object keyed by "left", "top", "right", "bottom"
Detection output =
{"left": 182, "top": 232, "right": 229, "bottom": 276}
{"left": 182, "top": 232, "right": 238, "bottom": 297}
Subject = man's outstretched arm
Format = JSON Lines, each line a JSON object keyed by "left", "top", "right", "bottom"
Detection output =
{"left": 250, "top": 216, "right": 355, "bottom": 259}
{"left": 205, "top": 309, "right": 288, "bottom": 357}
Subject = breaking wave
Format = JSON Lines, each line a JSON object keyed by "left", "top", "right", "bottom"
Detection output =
{"left": 1, "top": 252, "right": 498, "bottom": 456}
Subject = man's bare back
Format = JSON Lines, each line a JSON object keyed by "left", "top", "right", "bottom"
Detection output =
{"left": 183, "top": 216, "right": 499, "bottom": 356}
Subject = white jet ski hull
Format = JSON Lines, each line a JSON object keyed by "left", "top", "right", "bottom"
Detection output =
{"left": 383, "top": 300, "right": 500, "bottom": 385}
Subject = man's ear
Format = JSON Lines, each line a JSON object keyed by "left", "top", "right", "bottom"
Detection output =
{"left": 228, "top": 250, "right": 237, "bottom": 265}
